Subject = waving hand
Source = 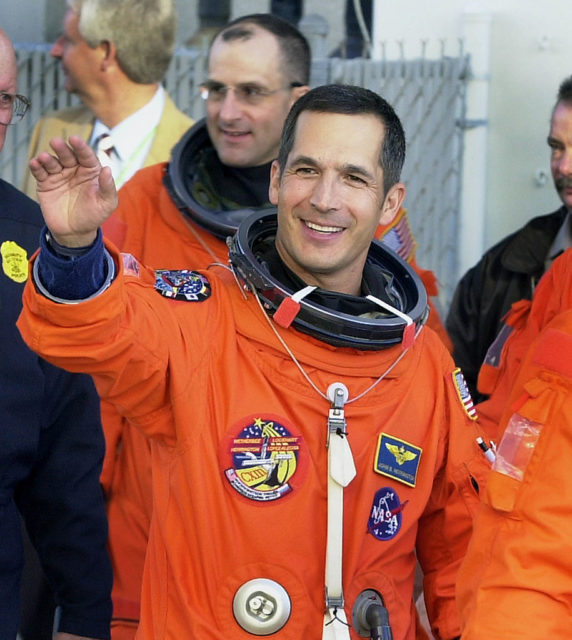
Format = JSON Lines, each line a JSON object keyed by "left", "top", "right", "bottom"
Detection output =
{"left": 29, "top": 135, "right": 118, "bottom": 248}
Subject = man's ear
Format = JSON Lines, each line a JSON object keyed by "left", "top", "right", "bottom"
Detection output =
{"left": 288, "top": 84, "right": 310, "bottom": 108}
{"left": 378, "top": 182, "right": 406, "bottom": 226}
{"left": 99, "top": 40, "right": 117, "bottom": 71}
{"left": 269, "top": 160, "right": 281, "bottom": 205}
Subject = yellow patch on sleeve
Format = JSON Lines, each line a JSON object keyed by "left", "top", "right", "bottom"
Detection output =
{"left": 1, "top": 240, "right": 29, "bottom": 283}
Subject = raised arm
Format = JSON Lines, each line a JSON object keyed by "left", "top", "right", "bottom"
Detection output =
{"left": 29, "top": 135, "right": 118, "bottom": 247}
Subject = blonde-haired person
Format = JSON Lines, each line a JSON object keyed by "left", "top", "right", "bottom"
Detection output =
{"left": 22, "top": 0, "right": 192, "bottom": 197}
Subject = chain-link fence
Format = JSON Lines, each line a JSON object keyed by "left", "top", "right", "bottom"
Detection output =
{"left": 2, "top": 43, "right": 469, "bottom": 311}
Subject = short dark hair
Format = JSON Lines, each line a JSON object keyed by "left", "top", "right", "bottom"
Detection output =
{"left": 277, "top": 84, "right": 406, "bottom": 194}
{"left": 557, "top": 75, "right": 572, "bottom": 106}
{"left": 210, "top": 13, "right": 310, "bottom": 86}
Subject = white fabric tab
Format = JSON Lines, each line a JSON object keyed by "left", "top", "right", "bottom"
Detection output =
{"left": 325, "top": 435, "right": 352, "bottom": 606}
{"left": 291, "top": 285, "right": 317, "bottom": 303}
{"left": 366, "top": 293, "right": 413, "bottom": 326}
{"left": 329, "top": 431, "right": 357, "bottom": 487}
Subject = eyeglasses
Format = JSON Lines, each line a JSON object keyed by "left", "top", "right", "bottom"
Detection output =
{"left": 200, "top": 80, "right": 303, "bottom": 106}
{"left": 0, "top": 92, "right": 31, "bottom": 126}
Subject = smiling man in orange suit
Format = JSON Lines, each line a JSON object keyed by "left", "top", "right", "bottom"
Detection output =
{"left": 19, "top": 83, "right": 488, "bottom": 640}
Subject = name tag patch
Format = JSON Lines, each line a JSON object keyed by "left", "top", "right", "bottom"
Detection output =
{"left": 374, "top": 433, "right": 421, "bottom": 487}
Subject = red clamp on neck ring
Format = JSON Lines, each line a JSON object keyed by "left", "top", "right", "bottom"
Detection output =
{"left": 273, "top": 285, "right": 317, "bottom": 328}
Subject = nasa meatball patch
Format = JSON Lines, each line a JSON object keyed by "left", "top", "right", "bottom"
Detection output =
{"left": 221, "top": 415, "right": 307, "bottom": 503}
{"left": 367, "top": 487, "right": 408, "bottom": 541}
{"left": 154, "top": 269, "right": 211, "bottom": 301}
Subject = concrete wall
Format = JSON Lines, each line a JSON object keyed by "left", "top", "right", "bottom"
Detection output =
{"left": 372, "top": 0, "right": 572, "bottom": 268}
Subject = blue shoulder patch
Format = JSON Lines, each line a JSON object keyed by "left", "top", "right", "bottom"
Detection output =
{"left": 154, "top": 269, "right": 211, "bottom": 302}
{"left": 374, "top": 433, "right": 422, "bottom": 487}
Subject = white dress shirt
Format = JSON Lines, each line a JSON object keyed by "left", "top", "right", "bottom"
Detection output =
{"left": 90, "top": 85, "right": 166, "bottom": 188}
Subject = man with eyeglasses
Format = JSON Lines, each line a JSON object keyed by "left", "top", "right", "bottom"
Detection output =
{"left": 103, "top": 11, "right": 311, "bottom": 248}
{"left": 0, "top": 28, "right": 112, "bottom": 640}
{"left": 22, "top": 0, "right": 192, "bottom": 197}
{"left": 0, "top": 91, "right": 30, "bottom": 125}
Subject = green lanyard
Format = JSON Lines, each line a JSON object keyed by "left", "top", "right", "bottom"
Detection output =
{"left": 115, "top": 125, "right": 158, "bottom": 187}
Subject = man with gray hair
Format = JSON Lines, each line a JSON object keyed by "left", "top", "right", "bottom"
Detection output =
{"left": 22, "top": 0, "right": 192, "bottom": 196}
{"left": 0, "top": 27, "right": 112, "bottom": 640}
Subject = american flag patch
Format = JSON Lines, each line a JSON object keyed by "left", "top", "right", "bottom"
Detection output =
{"left": 376, "top": 208, "right": 418, "bottom": 264}
{"left": 452, "top": 368, "right": 478, "bottom": 420}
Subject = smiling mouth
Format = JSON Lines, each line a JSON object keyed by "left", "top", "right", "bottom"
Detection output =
{"left": 221, "top": 129, "right": 249, "bottom": 137}
{"left": 304, "top": 221, "right": 344, "bottom": 234}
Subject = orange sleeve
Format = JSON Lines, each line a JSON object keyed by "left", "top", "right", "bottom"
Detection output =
{"left": 475, "top": 250, "right": 572, "bottom": 442}
{"left": 17, "top": 244, "right": 210, "bottom": 446}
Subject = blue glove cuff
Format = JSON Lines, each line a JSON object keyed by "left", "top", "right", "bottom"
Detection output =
{"left": 34, "top": 227, "right": 115, "bottom": 301}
